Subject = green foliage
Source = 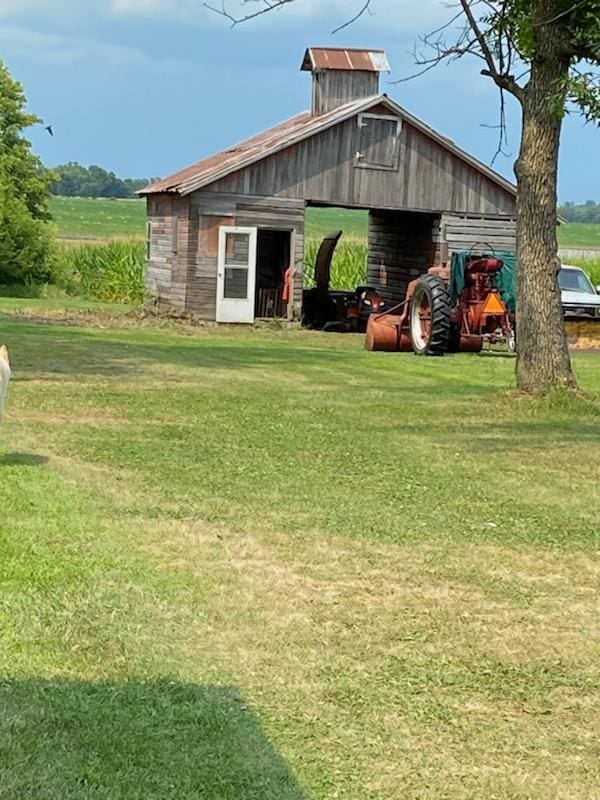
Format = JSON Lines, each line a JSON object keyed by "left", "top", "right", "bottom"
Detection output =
{"left": 52, "top": 162, "right": 155, "bottom": 199}
{"left": 566, "top": 70, "right": 600, "bottom": 123}
{"left": 303, "top": 238, "right": 367, "bottom": 289}
{"left": 559, "top": 200, "right": 600, "bottom": 224}
{"left": 56, "top": 240, "right": 145, "bottom": 304}
{"left": 570, "top": 257, "right": 600, "bottom": 286}
{"left": 0, "top": 61, "right": 55, "bottom": 284}
{"left": 485, "top": 1, "right": 600, "bottom": 119}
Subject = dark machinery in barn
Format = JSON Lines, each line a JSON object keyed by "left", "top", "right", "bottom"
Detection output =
{"left": 366, "top": 251, "right": 516, "bottom": 354}
{"left": 303, "top": 230, "right": 388, "bottom": 331}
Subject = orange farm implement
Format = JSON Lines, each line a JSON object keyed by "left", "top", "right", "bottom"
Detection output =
{"left": 366, "top": 252, "right": 516, "bottom": 355}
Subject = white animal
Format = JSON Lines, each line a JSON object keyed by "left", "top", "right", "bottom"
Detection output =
{"left": 0, "top": 345, "right": 11, "bottom": 420}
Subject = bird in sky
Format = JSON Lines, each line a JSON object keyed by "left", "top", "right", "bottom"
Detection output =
{"left": 44, "top": 125, "right": 54, "bottom": 137}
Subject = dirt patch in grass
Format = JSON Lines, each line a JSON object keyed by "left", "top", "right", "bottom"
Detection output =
{"left": 566, "top": 320, "right": 600, "bottom": 349}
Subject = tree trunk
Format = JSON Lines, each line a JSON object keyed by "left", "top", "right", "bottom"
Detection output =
{"left": 514, "top": 3, "right": 576, "bottom": 394}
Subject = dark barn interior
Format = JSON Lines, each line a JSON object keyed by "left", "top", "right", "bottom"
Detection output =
{"left": 255, "top": 229, "right": 291, "bottom": 318}
{"left": 367, "top": 210, "right": 442, "bottom": 306}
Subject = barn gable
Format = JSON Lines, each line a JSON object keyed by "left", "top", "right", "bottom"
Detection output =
{"left": 204, "top": 96, "right": 515, "bottom": 216}
{"left": 141, "top": 94, "right": 515, "bottom": 217}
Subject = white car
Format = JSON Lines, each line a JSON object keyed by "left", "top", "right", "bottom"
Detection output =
{"left": 559, "top": 265, "right": 600, "bottom": 320}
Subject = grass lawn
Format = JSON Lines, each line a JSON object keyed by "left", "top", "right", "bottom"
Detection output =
{"left": 50, "top": 196, "right": 146, "bottom": 240}
{"left": 558, "top": 222, "right": 600, "bottom": 250}
{"left": 305, "top": 206, "right": 368, "bottom": 240}
{"left": 0, "top": 295, "right": 135, "bottom": 314}
{"left": 1, "top": 306, "right": 599, "bottom": 799}
{"left": 50, "top": 197, "right": 371, "bottom": 242}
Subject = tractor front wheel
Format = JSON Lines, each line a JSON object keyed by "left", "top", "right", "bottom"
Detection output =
{"left": 409, "top": 275, "right": 451, "bottom": 356}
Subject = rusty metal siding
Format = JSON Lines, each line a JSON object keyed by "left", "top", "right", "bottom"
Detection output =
{"left": 208, "top": 115, "right": 516, "bottom": 217}
{"left": 312, "top": 70, "right": 379, "bottom": 114}
{"left": 367, "top": 210, "right": 443, "bottom": 305}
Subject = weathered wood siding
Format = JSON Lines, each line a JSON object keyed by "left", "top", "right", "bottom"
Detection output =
{"left": 208, "top": 110, "right": 516, "bottom": 217}
{"left": 366, "top": 210, "right": 442, "bottom": 304}
{"left": 312, "top": 70, "right": 379, "bottom": 115}
{"left": 186, "top": 192, "right": 305, "bottom": 321}
{"left": 441, "top": 213, "right": 517, "bottom": 255}
{"left": 145, "top": 195, "right": 191, "bottom": 309}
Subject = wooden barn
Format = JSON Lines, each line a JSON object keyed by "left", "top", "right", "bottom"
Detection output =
{"left": 139, "top": 47, "right": 517, "bottom": 324}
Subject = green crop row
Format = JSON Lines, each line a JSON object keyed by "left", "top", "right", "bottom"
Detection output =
{"left": 303, "top": 238, "right": 368, "bottom": 289}
{"left": 18, "top": 239, "right": 599, "bottom": 307}
{"left": 55, "top": 239, "right": 146, "bottom": 304}
{"left": 569, "top": 257, "right": 600, "bottom": 287}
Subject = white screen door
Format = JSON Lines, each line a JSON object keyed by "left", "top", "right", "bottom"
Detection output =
{"left": 216, "top": 226, "right": 257, "bottom": 323}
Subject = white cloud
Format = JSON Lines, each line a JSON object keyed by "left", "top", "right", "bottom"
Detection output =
{"left": 0, "top": 24, "right": 188, "bottom": 69}
{"left": 0, "top": 0, "right": 444, "bottom": 31}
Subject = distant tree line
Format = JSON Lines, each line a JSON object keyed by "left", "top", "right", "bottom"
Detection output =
{"left": 558, "top": 201, "right": 600, "bottom": 224}
{"left": 51, "top": 163, "right": 156, "bottom": 199}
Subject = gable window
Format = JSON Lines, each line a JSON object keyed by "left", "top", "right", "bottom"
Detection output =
{"left": 355, "top": 113, "right": 401, "bottom": 171}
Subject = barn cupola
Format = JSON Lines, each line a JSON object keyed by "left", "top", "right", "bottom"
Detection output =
{"left": 301, "top": 47, "right": 390, "bottom": 116}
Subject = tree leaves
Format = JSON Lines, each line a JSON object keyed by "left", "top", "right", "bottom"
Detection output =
{"left": 0, "top": 61, "right": 55, "bottom": 285}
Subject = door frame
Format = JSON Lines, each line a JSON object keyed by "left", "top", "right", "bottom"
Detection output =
{"left": 216, "top": 225, "right": 258, "bottom": 324}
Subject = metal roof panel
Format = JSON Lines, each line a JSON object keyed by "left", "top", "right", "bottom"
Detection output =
{"left": 301, "top": 47, "right": 390, "bottom": 73}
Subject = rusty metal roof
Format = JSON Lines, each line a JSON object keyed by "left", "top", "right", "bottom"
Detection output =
{"left": 139, "top": 97, "right": 378, "bottom": 196}
{"left": 138, "top": 94, "right": 516, "bottom": 198}
{"left": 301, "top": 47, "right": 390, "bottom": 73}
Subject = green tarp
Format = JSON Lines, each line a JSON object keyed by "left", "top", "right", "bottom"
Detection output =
{"left": 449, "top": 250, "right": 516, "bottom": 312}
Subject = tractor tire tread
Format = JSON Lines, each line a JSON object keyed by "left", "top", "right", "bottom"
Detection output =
{"left": 411, "top": 274, "right": 452, "bottom": 355}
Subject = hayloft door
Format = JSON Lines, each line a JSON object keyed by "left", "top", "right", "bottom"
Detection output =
{"left": 217, "top": 226, "right": 258, "bottom": 323}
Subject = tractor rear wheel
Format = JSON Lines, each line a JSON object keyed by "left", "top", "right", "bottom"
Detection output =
{"left": 409, "top": 274, "right": 451, "bottom": 356}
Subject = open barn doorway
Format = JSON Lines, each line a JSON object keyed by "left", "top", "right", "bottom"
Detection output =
{"left": 367, "top": 210, "right": 442, "bottom": 306}
{"left": 302, "top": 205, "right": 442, "bottom": 331}
{"left": 255, "top": 229, "right": 291, "bottom": 319}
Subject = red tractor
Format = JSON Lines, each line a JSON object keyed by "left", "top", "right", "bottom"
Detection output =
{"left": 366, "top": 253, "right": 516, "bottom": 355}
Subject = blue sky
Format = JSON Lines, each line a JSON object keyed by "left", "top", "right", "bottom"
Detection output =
{"left": 1, "top": 0, "right": 598, "bottom": 202}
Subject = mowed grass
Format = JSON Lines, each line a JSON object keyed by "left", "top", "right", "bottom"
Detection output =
{"left": 558, "top": 222, "right": 600, "bottom": 250}
{"left": 1, "top": 305, "right": 599, "bottom": 799}
{"left": 49, "top": 197, "right": 371, "bottom": 242}
{"left": 50, "top": 196, "right": 147, "bottom": 240}
{"left": 305, "top": 206, "right": 368, "bottom": 240}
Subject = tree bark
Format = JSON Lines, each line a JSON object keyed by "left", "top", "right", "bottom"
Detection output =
{"left": 514, "top": 1, "right": 577, "bottom": 393}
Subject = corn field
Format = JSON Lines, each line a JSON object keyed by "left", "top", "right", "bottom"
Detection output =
{"left": 49, "top": 238, "right": 600, "bottom": 306}
{"left": 572, "top": 258, "right": 600, "bottom": 286}
{"left": 56, "top": 240, "right": 145, "bottom": 304}
{"left": 303, "top": 238, "right": 367, "bottom": 289}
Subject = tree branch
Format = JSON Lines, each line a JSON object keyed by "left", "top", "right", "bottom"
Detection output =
{"left": 458, "top": 0, "right": 523, "bottom": 100}
{"left": 204, "top": 0, "right": 373, "bottom": 32}
{"left": 331, "top": 0, "right": 372, "bottom": 35}
{"left": 203, "top": 0, "right": 298, "bottom": 27}
{"left": 534, "top": 0, "right": 587, "bottom": 27}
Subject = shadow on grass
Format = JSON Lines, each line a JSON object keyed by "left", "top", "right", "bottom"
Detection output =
{"left": 0, "top": 452, "right": 49, "bottom": 467}
{"left": 440, "top": 418, "right": 600, "bottom": 451}
{"left": 2, "top": 322, "right": 499, "bottom": 396}
{"left": 0, "top": 679, "right": 308, "bottom": 800}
